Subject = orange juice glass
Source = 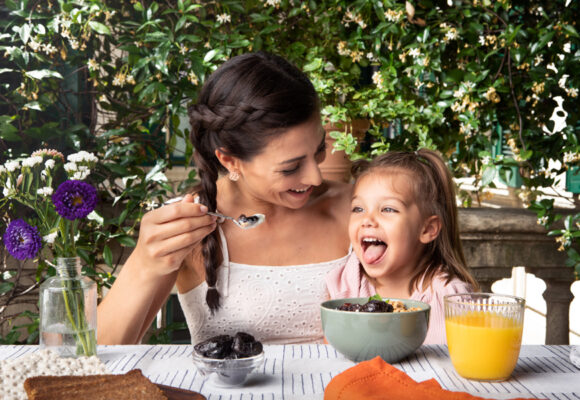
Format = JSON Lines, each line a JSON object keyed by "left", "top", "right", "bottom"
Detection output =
{"left": 444, "top": 293, "right": 525, "bottom": 381}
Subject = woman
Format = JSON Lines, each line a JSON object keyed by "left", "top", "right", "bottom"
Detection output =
{"left": 97, "top": 52, "right": 352, "bottom": 345}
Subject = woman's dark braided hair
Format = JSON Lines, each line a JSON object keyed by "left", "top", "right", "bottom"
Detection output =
{"left": 187, "top": 52, "right": 320, "bottom": 313}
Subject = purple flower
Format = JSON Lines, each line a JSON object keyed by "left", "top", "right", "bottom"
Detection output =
{"left": 52, "top": 180, "right": 98, "bottom": 220}
{"left": 3, "top": 219, "right": 42, "bottom": 260}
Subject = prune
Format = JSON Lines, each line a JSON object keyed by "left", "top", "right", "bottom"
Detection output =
{"left": 232, "top": 332, "right": 263, "bottom": 358}
{"left": 194, "top": 335, "right": 234, "bottom": 359}
{"left": 361, "top": 299, "right": 393, "bottom": 313}
{"left": 194, "top": 332, "right": 263, "bottom": 359}
{"left": 337, "top": 299, "right": 394, "bottom": 313}
{"left": 338, "top": 303, "right": 363, "bottom": 312}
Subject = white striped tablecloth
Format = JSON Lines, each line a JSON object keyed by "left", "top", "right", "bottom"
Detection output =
{"left": 1, "top": 344, "right": 578, "bottom": 400}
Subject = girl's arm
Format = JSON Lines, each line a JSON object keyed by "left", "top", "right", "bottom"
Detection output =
{"left": 97, "top": 195, "right": 217, "bottom": 344}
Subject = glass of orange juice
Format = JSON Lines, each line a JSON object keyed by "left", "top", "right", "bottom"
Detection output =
{"left": 444, "top": 293, "right": 525, "bottom": 381}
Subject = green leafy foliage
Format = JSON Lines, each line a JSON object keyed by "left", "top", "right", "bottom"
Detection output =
{"left": 0, "top": 0, "right": 578, "bottom": 343}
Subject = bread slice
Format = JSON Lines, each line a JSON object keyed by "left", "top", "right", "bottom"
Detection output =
{"left": 23, "top": 369, "right": 167, "bottom": 400}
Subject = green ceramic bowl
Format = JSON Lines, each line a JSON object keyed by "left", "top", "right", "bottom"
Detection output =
{"left": 320, "top": 297, "right": 430, "bottom": 363}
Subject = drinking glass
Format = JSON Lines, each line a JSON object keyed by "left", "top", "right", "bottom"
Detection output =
{"left": 444, "top": 293, "right": 525, "bottom": 381}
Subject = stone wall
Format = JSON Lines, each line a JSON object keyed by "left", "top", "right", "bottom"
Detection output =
{"left": 459, "top": 208, "right": 575, "bottom": 344}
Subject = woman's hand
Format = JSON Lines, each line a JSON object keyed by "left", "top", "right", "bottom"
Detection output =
{"left": 132, "top": 193, "right": 217, "bottom": 278}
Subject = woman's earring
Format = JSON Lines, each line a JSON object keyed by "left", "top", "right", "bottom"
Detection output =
{"left": 229, "top": 170, "right": 240, "bottom": 182}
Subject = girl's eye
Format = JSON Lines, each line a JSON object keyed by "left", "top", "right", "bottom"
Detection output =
{"left": 351, "top": 206, "right": 363, "bottom": 213}
{"left": 280, "top": 164, "right": 300, "bottom": 176}
{"left": 382, "top": 207, "right": 397, "bottom": 213}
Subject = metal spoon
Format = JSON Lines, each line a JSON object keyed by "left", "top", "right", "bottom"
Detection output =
{"left": 207, "top": 211, "right": 265, "bottom": 229}
{"left": 161, "top": 197, "right": 265, "bottom": 229}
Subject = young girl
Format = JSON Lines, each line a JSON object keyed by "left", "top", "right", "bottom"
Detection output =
{"left": 326, "top": 149, "right": 478, "bottom": 344}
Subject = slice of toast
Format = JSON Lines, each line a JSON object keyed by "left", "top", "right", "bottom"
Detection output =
{"left": 23, "top": 369, "right": 167, "bottom": 400}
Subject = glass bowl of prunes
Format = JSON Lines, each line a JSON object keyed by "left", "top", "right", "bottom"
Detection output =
{"left": 192, "top": 332, "right": 264, "bottom": 387}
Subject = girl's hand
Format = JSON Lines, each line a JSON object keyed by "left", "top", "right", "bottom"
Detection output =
{"left": 133, "top": 194, "right": 217, "bottom": 278}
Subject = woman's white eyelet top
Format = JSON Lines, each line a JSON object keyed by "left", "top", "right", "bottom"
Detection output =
{"left": 177, "top": 226, "right": 350, "bottom": 344}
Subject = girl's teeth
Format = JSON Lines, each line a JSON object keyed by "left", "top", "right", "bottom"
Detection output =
{"left": 290, "top": 188, "right": 308, "bottom": 193}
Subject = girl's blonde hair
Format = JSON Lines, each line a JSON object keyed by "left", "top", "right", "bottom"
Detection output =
{"left": 352, "top": 149, "right": 479, "bottom": 293}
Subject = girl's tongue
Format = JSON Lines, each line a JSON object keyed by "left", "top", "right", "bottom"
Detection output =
{"left": 362, "top": 241, "right": 387, "bottom": 264}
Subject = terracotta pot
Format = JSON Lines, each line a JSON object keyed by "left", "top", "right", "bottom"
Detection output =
{"left": 319, "top": 119, "right": 370, "bottom": 183}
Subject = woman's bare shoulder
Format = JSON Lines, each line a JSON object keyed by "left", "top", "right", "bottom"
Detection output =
{"left": 316, "top": 180, "right": 353, "bottom": 202}
{"left": 309, "top": 180, "right": 352, "bottom": 219}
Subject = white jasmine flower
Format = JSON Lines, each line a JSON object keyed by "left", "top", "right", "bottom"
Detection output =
{"left": 69, "top": 39, "right": 79, "bottom": 50}
{"left": 45, "top": 159, "right": 55, "bottom": 169}
{"left": 42, "top": 43, "right": 58, "bottom": 55}
{"left": 445, "top": 28, "right": 458, "bottom": 42}
{"left": 372, "top": 71, "right": 384, "bottom": 89}
{"left": 217, "top": 14, "right": 231, "bottom": 24}
{"left": 464, "top": 81, "right": 476, "bottom": 90}
{"left": 337, "top": 41, "right": 350, "bottom": 56}
{"left": 384, "top": 9, "right": 403, "bottom": 22}
{"left": 453, "top": 88, "right": 466, "bottom": 99}
{"left": 0, "top": 165, "right": 5, "bottom": 174}
{"left": 22, "top": 156, "right": 43, "bottom": 168}
{"left": 88, "top": 59, "right": 99, "bottom": 72}
{"left": 366, "top": 52, "right": 378, "bottom": 62}
{"left": 188, "top": 71, "right": 199, "bottom": 85}
{"left": 568, "top": 88, "right": 578, "bottom": 98}
{"left": 28, "top": 39, "right": 42, "bottom": 52}
{"left": 37, "top": 187, "right": 54, "bottom": 196}
{"left": 408, "top": 48, "right": 421, "bottom": 58}
{"left": 112, "top": 72, "right": 126, "bottom": 87}
{"left": 43, "top": 231, "right": 58, "bottom": 244}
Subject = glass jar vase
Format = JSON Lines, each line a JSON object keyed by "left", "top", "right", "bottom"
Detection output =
{"left": 39, "top": 257, "right": 97, "bottom": 357}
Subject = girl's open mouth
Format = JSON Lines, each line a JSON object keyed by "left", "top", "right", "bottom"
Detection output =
{"left": 361, "top": 237, "right": 387, "bottom": 264}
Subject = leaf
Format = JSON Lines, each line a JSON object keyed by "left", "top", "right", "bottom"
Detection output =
{"left": 368, "top": 294, "right": 383, "bottom": 302}
{"left": 19, "top": 23, "right": 31, "bottom": 44}
{"left": 203, "top": 49, "right": 217, "bottom": 63}
{"left": 481, "top": 165, "right": 497, "bottom": 186}
{"left": 0, "top": 282, "right": 14, "bottom": 295}
{"left": 175, "top": 16, "right": 187, "bottom": 32}
{"left": 88, "top": 21, "right": 111, "bottom": 35}
{"left": 303, "top": 58, "right": 323, "bottom": 72}
{"left": 23, "top": 101, "right": 42, "bottom": 110}
{"left": 25, "top": 70, "right": 63, "bottom": 80}
{"left": 103, "top": 245, "right": 113, "bottom": 267}
{"left": 87, "top": 210, "right": 104, "bottom": 225}
{"left": 562, "top": 25, "right": 580, "bottom": 38}
{"left": 0, "top": 119, "right": 20, "bottom": 141}
{"left": 115, "top": 235, "right": 137, "bottom": 247}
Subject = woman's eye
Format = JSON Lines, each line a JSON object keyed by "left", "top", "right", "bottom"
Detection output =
{"left": 280, "top": 164, "right": 300, "bottom": 175}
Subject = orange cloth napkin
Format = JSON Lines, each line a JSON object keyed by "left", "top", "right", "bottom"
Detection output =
{"left": 324, "top": 356, "right": 540, "bottom": 400}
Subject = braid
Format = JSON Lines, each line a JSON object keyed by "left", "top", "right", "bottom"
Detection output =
{"left": 190, "top": 116, "right": 223, "bottom": 313}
